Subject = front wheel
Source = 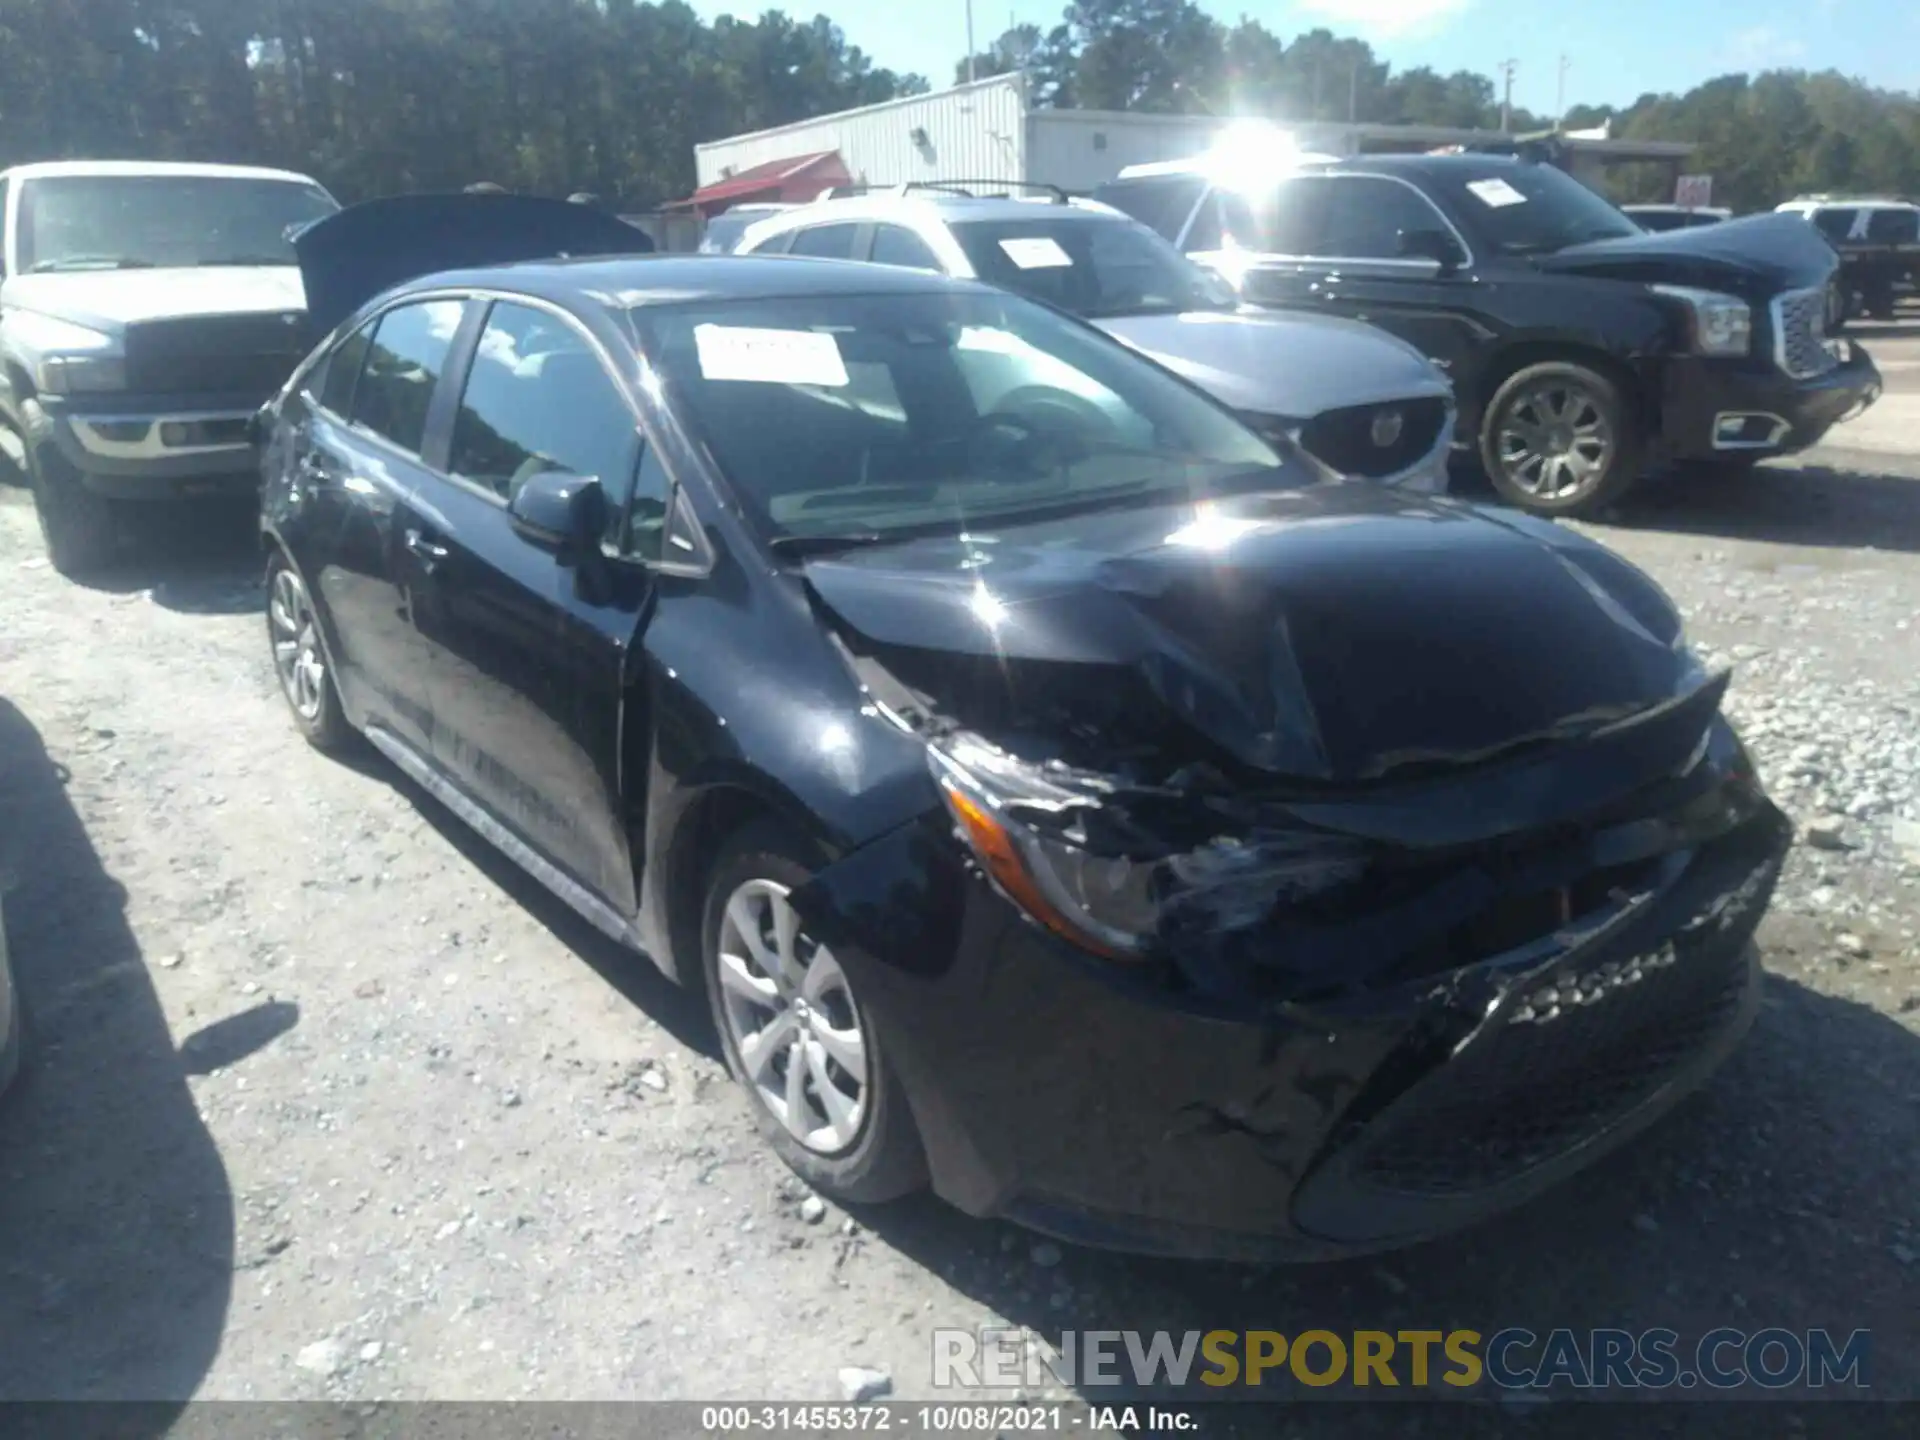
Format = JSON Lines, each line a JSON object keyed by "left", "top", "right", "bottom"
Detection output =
{"left": 1480, "top": 362, "right": 1639, "bottom": 517}
{"left": 23, "top": 413, "right": 118, "bottom": 577}
{"left": 701, "top": 823, "right": 927, "bottom": 1205}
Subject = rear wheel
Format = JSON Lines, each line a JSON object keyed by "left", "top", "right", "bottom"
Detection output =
{"left": 1480, "top": 362, "right": 1639, "bottom": 517}
{"left": 701, "top": 823, "right": 926, "bottom": 1205}
{"left": 266, "top": 550, "right": 353, "bottom": 752}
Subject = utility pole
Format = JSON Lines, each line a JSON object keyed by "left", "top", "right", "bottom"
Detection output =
{"left": 1498, "top": 58, "right": 1517, "bottom": 133}
{"left": 966, "top": 0, "right": 976, "bottom": 84}
{"left": 1348, "top": 63, "right": 1359, "bottom": 123}
{"left": 1556, "top": 54, "right": 1570, "bottom": 127}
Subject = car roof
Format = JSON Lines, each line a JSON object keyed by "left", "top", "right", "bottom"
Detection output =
{"left": 1111, "top": 152, "right": 1547, "bottom": 185}
{"left": 752, "top": 192, "right": 1105, "bottom": 226}
{"left": 393, "top": 252, "right": 979, "bottom": 311}
{"left": 2, "top": 159, "right": 324, "bottom": 185}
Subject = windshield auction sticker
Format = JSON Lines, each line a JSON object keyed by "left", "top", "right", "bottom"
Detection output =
{"left": 999, "top": 236, "right": 1075, "bottom": 269}
{"left": 1466, "top": 177, "right": 1528, "bottom": 208}
{"left": 694, "top": 324, "right": 850, "bottom": 387}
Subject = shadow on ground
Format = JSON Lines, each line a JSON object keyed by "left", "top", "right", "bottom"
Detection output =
{"left": 0, "top": 699, "right": 240, "bottom": 1412}
{"left": 1612, "top": 461, "right": 1920, "bottom": 553}
{"left": 854, "top": 954, "right": 1920, "bottom": 1422}
{"left": 1452, "top": 453, "right": 1920, "bottom": 554}
{"left": 17, "top": 498, "right": 265, "bottom": 616}
{"left": 333, "top": 742, "right": 720, "bottom": 1064}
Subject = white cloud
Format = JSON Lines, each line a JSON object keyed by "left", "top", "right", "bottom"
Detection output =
{"left": 1293, "top": 0, "right": 1476, "bottom": 38}
{"left": 1725, "top": 25, "right": 1809, "bottom": 71}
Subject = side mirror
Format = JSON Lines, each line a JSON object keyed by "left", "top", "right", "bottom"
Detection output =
{"left": 1399, "top": 228, "right": 1464, "bottom": 272}
{"left": 508, "top": 471, "right": 605, "bottom": 557}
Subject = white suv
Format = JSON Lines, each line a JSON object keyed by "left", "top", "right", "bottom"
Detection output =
{"left": 736, "top": 186, "right": 1457, "bottom": 493}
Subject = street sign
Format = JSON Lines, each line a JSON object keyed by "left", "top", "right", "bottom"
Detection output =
{"left": 1675, "top": 174, "right": 1713, "bottom": 208}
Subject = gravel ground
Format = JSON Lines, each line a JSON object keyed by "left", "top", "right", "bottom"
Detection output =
{"left": 2, "top": 324, "right": 1918, "bottom": 1426}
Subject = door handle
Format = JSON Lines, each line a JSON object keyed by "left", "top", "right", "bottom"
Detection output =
{"left": 404, "top": 528, "right": 450, "bottom": 572}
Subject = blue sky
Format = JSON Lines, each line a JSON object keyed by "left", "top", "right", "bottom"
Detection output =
{"left": 686, "top": 1, "right": 1920, "bottom": 111}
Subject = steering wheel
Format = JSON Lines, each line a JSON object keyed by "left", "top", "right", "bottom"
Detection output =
{"left": 974, "top": 388, "right": 1115, "bottom": 477}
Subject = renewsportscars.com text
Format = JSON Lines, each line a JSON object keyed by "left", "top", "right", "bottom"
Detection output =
{"left": 933, "top": 1326, "right": 1871, "bottom": 1392}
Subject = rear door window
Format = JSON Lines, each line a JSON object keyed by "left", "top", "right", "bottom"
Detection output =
{"left": 1812, "top": 209, "right": 1859, "bottom": 242}
{"left": 1256, "top": 177, "right": 1334, "bottom": 255}
{"left": 351, "top": 299, "right": 466, "bottom": 455}
{"left": 1091, "top": 177, "right": 1206, "bottom": 242}
{"left": 870, "top": 224, "right": 945, "bottom": 271}
{"left": 787, "top": 224, "right": 861, "bottom": 259}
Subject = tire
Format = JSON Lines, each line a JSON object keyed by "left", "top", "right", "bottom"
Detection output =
{"left": 1479, "top": 361, "right": 1640, "bottom": 518}
{"left": 23, "top": 408, "right": 118, "bottom": 577}
{"left": 701, "top": 821, "right": 927, "bottom": 1205}
{"left": 265, "top": 549, "right": 354, "bottom": 752}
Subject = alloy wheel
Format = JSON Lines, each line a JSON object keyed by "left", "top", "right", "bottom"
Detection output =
{"left": 269, "top": 566, "right": 327, "bottom": 722}
{"left": 1495, "top": 381, "right": 1615, "bottom": 501}
{"left": 715, "top": 878, "right": 869, "bottom": 1155}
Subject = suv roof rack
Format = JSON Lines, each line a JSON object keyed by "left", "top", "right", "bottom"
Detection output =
{"left": 813, "top": 180, "right": 1071, "bottom": 203}
{"left": 900, "top": 179, "right": 1070, "bottom": 203}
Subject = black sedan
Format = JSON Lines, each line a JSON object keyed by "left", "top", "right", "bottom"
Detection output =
{"left": 257, "top": 196, "right": 1790, "bottom": 1259}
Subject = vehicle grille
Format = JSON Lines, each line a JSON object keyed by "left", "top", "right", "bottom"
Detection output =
{"left": 1295, "top": 396, "right": 1449, "bottom": 480}
{"left": 122, "top": 312, "right": 312, "bottom": 398}
{"left": 1771, "top": 286, "right": 1840, "bottom": 379}
{"left": 1346, "top": 920, "right": 1755, "bottom": 1198}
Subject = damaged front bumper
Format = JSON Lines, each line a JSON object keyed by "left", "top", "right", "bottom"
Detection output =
{"left": 792, "top": 763, "right": 1789, "bottom": 1261}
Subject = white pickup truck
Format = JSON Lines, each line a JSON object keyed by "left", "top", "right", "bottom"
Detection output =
{"left": 0, "top": 160, "right": 339, "bottom": 574}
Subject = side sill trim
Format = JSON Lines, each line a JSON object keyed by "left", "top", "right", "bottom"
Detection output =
{"left": 361, "top": 723, "right": 645, "bottom": 953}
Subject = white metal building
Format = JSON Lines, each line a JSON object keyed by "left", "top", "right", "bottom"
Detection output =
{"left": 689, "top": 74, "right": 1695, "bottom": 203}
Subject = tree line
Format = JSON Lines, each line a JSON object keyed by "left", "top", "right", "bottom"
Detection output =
{"left": 0, "top": 0, "right": 1914, "bottom": 215}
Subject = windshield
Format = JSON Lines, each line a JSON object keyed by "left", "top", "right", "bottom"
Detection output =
{"left": 17, "top": 175, "right": 339, "bottom": 272}
{"left": 1432, "top": 164, "right": 1641, "bottom": 255}
{"left": 950, "top": 216, "right": 1239, "bottom": 318}
{"left": 631, "top": 289, "right": 1293, "bottom": 545}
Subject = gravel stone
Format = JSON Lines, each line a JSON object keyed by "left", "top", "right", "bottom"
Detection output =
{"left": 1803, "top": 818, "right": 1851, "bottom": 851}
{"left": 838, "top": 1366, "right": 893, "bottom": 1402}
{"left": 293, "top": 1339, "right": 346, "bottom": 1377}
{"left": 799, "top": 1195, "right": 827, "bottom": 1224}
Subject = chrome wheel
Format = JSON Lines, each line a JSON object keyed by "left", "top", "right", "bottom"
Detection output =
{"left": 1495, "top": 381, "right": 1614, "bottom": 500}
{"left": 268, "top": 565, "right": 326, "bottom": 722}
{"left": 716, "top": 878, "right": 869, "bottom": 1155}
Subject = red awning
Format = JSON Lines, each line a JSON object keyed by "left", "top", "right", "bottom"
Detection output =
{"left": 676, "top": 151, "right": 851, "bottom": 214}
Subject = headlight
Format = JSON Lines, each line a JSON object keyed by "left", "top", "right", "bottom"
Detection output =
{"left": 1651, "top": 285, "right": 1752, "bottom": 357}
{"left": 37, "top": 353, "right": 128, "bottom": 394}
{"left": 930, "top": 740, "right": 1367, "bottom": 960}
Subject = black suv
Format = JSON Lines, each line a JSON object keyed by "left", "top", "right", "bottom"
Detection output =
{"left": 1095, "top": 155, "right": 1883, "bottom": 515}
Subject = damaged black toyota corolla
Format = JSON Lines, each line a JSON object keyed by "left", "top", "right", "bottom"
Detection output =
{"left": 258, "top": 195, "right": 1790, "bottom": 1260}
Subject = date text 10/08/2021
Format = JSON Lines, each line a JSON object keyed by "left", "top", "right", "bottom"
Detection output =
{"left": 700, "top": 1405, "right": 1194, "bottom": 1433}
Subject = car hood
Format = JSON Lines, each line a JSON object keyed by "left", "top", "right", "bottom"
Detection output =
{"left": 804, "top": 487, "right": 1705, "bottom": 785}
{"left": 1538, "top": 212, "right": 1838, "bottom": 293}
{"left": 0, "top": 266, "right": 306, "bottom": 335}
{"left": 293, "top": 192, "right": 653, "bottom": 336}
{"left": 1093, "top": 309, "right": 1450, "bottom": 419}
